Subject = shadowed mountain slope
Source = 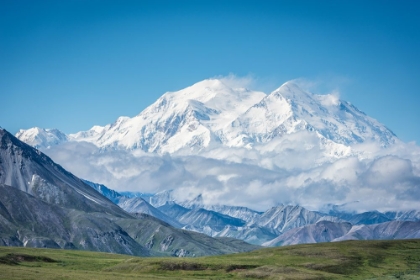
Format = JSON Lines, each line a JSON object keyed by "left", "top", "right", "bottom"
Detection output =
{"left": 0, "top": 128, "right": 259, "bottom": 256}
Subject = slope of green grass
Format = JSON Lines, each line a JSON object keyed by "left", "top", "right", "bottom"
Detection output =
{"left": 1, "top": 239, "right": 420, "bottom": 279}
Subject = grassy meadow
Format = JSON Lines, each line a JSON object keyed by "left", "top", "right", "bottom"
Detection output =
{"left": 1, "top": 239, "right": 420, "bottom": 279}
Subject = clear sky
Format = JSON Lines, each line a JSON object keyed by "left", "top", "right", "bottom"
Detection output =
{"left": 1, "top": 0, "right": 419, "bottom": 143}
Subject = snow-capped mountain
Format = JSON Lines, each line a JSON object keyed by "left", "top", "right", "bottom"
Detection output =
{"left": 7, "top": 76, "right": 418, "bottom": 251}
{"left": 15, "top": 127, "right": 68, "bottom": 149}
{"left": 71, "top": 79, "right": 267, "bottom": 153}
{"left": 13, "top": 77, "right": 418, "bottom": 217}
{"left": 16, "top": 79, "right": 397, "bottom": 157}
{"left": 225, "top": 82, "right": 396, "bottom": 148}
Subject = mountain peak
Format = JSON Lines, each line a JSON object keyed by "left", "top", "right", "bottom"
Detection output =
{"left": 271, "top": 81, "right": 312, "bottom": 102}
{"left": 162, "top": 78, "right": 239, "bottom": 106}
{"left": 15, "top": 127, "right": 68, "bottom": 149}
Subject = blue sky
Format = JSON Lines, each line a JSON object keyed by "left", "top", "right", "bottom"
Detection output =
{"left": 1, "top": 0, "right": 419, "bottom": 143}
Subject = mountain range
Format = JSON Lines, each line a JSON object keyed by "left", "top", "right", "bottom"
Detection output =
{"left": 88, "top": 180, "right": 420, "bottom": 246}
{"left": 10, "top": 122, "right": 416, "bottom": 252}
{"left": 7, "top": 78, "right": 420, "bottom": 251}
{"left": 15, "top": 78, "right": 418, "bottom": 211}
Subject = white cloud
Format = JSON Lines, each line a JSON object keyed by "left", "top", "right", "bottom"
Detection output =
{"left": 42, "top": 138, "right": 420, "bottom": 213}
{"left": 215, "top": 73, "right": 256, "bottom": 90}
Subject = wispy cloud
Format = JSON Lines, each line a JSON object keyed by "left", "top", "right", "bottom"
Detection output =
{"left": 217, "top": 73, "right": 256, "bottom": 89}
{"left": 292, "top": 75, "right": 351, "bottom": 96}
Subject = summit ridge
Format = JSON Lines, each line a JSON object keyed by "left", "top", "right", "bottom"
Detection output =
{"left": 16, "top": 79, "right": 397, "bottom": 156}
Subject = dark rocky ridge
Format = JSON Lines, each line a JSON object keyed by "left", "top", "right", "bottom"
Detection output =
{"left": 0, "top": 128, "right": 259, "bottom": 256}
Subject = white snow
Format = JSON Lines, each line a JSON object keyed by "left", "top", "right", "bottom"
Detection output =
{"left": 16, "top": 79, "right": 397, "bottom": 157}
{"left": 16, "top": 127, "right": 68, "bottom": 149}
